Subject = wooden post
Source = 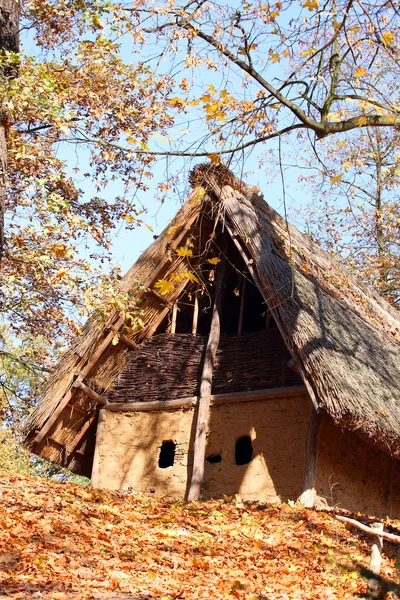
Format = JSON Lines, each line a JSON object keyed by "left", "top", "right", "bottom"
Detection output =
{"left": 192, "top": 290, "right": 199, "bottom": 335}
{"left": 368, "top": 522, "right": 384, "bottom": 599}
{"left": 298, "top": 408, "right": 323, "bottom": 507}
{"left": 171, "top": 301, "right": 178, "bottom": 334}
{"left": 386, "top": 458, "right": 394, "bottom": 518}
{"left": 91, "top": 409, "right": 106, "bottom": 488}
{"left": 237, "top": 277, "right": 246, "bottom": 336}
{"left": 187, "top": 260, "right": 226, "bottom": 501}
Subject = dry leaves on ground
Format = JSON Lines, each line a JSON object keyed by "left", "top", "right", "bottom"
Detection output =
{"left": 1, "top": 473, "right": 400, "bottom": 599}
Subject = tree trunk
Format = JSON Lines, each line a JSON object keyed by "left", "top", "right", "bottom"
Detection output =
{"left": 0, "top": 0, "right": 19, "bottom": 265}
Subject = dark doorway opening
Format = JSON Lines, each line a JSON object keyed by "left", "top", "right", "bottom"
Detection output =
{"left": 235, "top": 436, "right": 253, "bottom": 465}
{"left": 158, "top": 441, "right": 176, "bottom": 468}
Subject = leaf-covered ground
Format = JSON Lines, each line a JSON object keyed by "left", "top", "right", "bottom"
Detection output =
{"left": 1, "top": 473, "right": 400, "bottom": 599}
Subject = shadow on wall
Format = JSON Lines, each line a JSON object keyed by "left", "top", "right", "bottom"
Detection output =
{"left": 98, "top": 393, "right": 312, "bottom": 503}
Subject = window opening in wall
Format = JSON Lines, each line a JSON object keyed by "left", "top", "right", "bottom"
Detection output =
{"left": 206, "top": 453, "right": 222, "bottom": 464}
{"left": 235, "top": 436, "right": 253, "bottom": 465}
{"left": 158, "top": 440, "right": 176, "bottom": 468}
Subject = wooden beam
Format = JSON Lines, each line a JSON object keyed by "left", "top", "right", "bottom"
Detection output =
{"left": 224, "top": 220, "right": 320, "bottom": 411}
{"left": 287, "top": 358, "right": 299, "bottom": 373}
{"left": 67, "top": 403, "right": 90, "bottom": 417}
{"left": 237, "top": 276, "right": 246, "bottom": 336}
{"left": 34, "top": 318, "right": 123, "bottom": 445}
{"left": 72, "top": 380, "right": 108, "bottom": 405}
{"left": 298, "top": 409, "right": 323, "bottom": 507}
{"left": 91, "top": 409, "right": 106, "bottom": 487}
{"left": 103, "top": 385, "right": 307, "bottom": 412}
{"left": 187, "top": 260, "right": 226, "bottom": 501}
{"left": 65, "top": 415, "right": 96, "bottom": 466}
{"left": 48, "top": 436, "right": 66, "bottom": 449}
{"left": 144, "top": 280, "right": 188, "bottom": 341}
{"left": 192, "top": 290, "right": 199, "bottom": 335}
{"left": 119, "top": 334, "right": 138, "bottom": 351}
{"left": 147, "top": 287, "right": 173, "bottom": 307}
{"left": 171, "top": 301, "right": 178, "bottom": 334}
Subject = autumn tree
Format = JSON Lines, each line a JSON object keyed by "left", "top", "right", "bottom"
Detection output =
{"left": 0, "top": 0, "right": 19, "bottom": 264}
{"left": 295, "top": 127, "right": 400, "bottom": 304}
{"left": 1, "top": 0, "right": 400, "bottom": 434}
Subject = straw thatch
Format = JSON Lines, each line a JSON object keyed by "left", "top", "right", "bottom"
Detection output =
{"left": 24, "top": 164, "right": 400, "bottom": 476}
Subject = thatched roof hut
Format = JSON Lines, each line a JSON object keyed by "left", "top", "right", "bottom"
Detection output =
{"left": 24, "top": 164, "right": 400, "bottom": 513}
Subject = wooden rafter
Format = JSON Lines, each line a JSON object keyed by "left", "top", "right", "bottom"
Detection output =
{"left": 103, "top": 385, "right": 307, "bottom": 412}
{"left": 223, "top": 219, "right": 320, "bottom": 411}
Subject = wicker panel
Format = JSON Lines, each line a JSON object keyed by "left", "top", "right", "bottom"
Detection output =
{"left": 106, "top": 330, "right": 302, "bottom": 403}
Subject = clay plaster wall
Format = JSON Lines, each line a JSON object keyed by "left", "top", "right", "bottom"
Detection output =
{"left": 94, "top": 394, "right": 312, "bottom": 501}
{"left": 316, "top": 419, "right": 400, "bottom": 517}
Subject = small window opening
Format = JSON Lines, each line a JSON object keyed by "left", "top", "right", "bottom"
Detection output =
{"left": 206, "top": 453, "right": 222, "bottom": 464}
{"left": 235, "top": 436, "right": 253, "bottom": 465}
{"left": 158, "top": 441, "right": 176, "bottom": 468}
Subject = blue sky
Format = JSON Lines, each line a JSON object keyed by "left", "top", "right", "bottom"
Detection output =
{"left": 21, "top": 4, "right": 320, "bottom": 276}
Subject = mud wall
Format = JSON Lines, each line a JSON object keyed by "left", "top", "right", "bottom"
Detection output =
{"left": 316, "top": 419, "right": 400, "bottom": 517}
{"left": 93, "top": 393, "right": 311, "bottom": 502}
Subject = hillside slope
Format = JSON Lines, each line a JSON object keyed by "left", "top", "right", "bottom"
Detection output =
{"left": 0, "top": 473, "right": 399, "bottom": 599}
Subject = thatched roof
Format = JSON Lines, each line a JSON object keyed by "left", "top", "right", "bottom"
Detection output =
{"left": 24, "top": 164, "right": 400, "bottom": 476}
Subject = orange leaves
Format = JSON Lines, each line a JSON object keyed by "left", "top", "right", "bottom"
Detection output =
{"left": 208, "top": 153, "right": 221, "bottom": 166}
{"left": 50, "top": 242, "right": 68, "bottom": 259}
{"left": 330, "top": 173, "right": 343, "bottom": 184}
{"left": 354, "top": 67, "right": 366, "bottom": 78}
{"left": 269, "top": 51, "right": 280, "bottom": 63}
{"left": 0, "top": 472, "right": 387, "bottom": 599}
{"left": 207, "top": 257, "right": 222, "bottom": 265}
{"left": 303, "top": 0, "right": 319, "bottom": 10}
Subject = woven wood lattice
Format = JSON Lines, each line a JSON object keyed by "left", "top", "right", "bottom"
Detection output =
{"left": 106, "top": 329, "right": 302, "bottom": 403}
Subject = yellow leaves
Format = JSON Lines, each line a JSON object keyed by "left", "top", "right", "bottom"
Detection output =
{"left": 303, "top": 0, "right": 319, "bottom": 11}
{"left": 330, "top": 173, "right": 343, "bottom": 184}
{"left": 171, "top": 271, "right": 199, "bottom": 283}
{"left": 208, "top": 153, "right": 221, "bottom": 166}
{"left": 326, "top": 112, "right": 341, "bottom": 121}
{"left": 207, "top": 257, "right": 222, "bottom": 265}
{"left": 205, "top": 100, "right": 221, "bottom": 118}
{"left": 167, "top": 97, "right": 187, "bottom": 108}
{"left": 300, "top": 47, "right": 317, "bottom": 57}
{"left": 145, "top": 224, "right": 153, "bottom": 232}
{"left": 176, "top": 247, "right": 193, "bottom": 257}
{"left": 238, "top": 44, "right": 258, "bottom": 54}
{"left": 154, "top": 279, "right": 175, "bottom": 296}
{"left": 354, "top": 67, "right": 366, "bottom": 77}
{"left": 269, "top": 51, "right": 280, "bottom": 63}
{"left": 357, "top": 116, "right": 367, "bottom": 127}
{"left": 123, "top": 215, "right": 135, "bottom": 223}
{"left": 139, "top": 140, "right": 149, "bottom": 151}
{"left": 342, "top": 161, "right": 352, "bottom": 170}
{"left": 51, "top": 243, "right": 67, "bottom": 259}
{"left": 382, "top": 31, "right": 395, "bottom": 46}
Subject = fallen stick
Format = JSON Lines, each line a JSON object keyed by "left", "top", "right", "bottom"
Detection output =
{"left": 335, "top": 515, "right": 400, "bottom": 544}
